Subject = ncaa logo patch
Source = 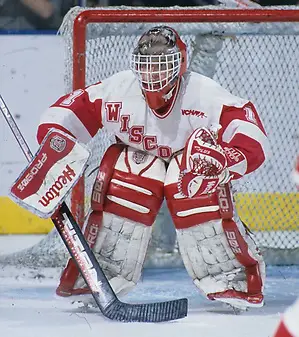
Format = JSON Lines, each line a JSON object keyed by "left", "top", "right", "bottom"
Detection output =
{"left": 50, "top": 135, "right": 67, "bottom": 153}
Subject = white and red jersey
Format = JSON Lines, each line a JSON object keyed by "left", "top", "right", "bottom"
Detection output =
{"left": 37, "top": 70, "right": 269, "bottom": 180}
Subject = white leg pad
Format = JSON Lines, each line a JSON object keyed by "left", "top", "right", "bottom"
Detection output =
{"left": 75, "top": 212, "right": 152, "bottom": 296}
{"left": 177, "top": 218, "right": 265, "bottom": 297}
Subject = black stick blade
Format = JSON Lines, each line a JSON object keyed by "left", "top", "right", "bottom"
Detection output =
{"left": 103, "top": 298, "right": 188, "bottom": 322}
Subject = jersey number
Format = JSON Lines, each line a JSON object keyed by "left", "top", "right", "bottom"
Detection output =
{"left": 60, "top": 89, "right": 85, "bottom": 107}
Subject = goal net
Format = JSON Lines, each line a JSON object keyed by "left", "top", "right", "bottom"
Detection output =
{"left": 1, "top": 6, "right": 299, "bottom": 275}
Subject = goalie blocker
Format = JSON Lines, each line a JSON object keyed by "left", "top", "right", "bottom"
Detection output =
{"left": 57, "top": 130, "right": 265, "bottom": 310}
{"left": 10, "top": 129, "right": 90, "bottom": 218}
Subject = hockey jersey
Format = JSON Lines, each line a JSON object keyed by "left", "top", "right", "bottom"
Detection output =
{"left": 37, "top": 70, "right": 269, "bottom": 179}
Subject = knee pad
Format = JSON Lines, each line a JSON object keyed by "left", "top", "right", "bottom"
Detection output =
{"left": 104, "top": 146, "right": 166, "bottom": 225}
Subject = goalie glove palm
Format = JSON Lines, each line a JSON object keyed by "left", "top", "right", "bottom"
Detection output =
{"left": 179, "top": 127, "right": 230, "bottom": 198}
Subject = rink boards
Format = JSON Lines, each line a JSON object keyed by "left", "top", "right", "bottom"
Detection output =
{"left": 0, "top": 197, "right": 52, "bottom": 234}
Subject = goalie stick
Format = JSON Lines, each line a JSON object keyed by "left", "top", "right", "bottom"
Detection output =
{"left": 0, "top": 94, "right": 188, "bottom": 322}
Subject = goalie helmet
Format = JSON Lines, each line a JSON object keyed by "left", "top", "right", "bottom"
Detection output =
{"left": 131, "top": 26, "right": 187, "bottom": 111}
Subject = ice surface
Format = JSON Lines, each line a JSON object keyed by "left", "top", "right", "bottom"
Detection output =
{"left": 0, "top": 235, "right": 298, "bottom": 337}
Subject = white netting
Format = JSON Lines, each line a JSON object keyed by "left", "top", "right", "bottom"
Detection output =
{"left": 1, "top": 6, "right": 299, "bottom": 275}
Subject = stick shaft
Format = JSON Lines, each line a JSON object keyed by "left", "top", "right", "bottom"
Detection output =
{"left": 0, "top": 95, "right": 33, "bottom": 162}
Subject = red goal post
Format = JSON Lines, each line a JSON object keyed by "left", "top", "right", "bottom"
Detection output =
{"left": 71, "top": 8, "right": 299, "bottom": 92}
{"left": 59, "top": 7, "right": 299, "bottom": 265}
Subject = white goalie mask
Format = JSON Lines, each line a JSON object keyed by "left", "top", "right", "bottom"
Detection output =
{"left": 131, "top": 26, "right": 187, "bottom": 110}
{"left": 131, "top": 52, "right": 182, "bottom": 92}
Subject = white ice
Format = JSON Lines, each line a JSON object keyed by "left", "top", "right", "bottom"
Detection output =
{"left": 0, "top": 235, "right": 298, "bottom": 337}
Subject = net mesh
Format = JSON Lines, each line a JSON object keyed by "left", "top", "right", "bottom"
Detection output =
{"left": 57, "top": 6, "right": 299, "bottom": 265}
